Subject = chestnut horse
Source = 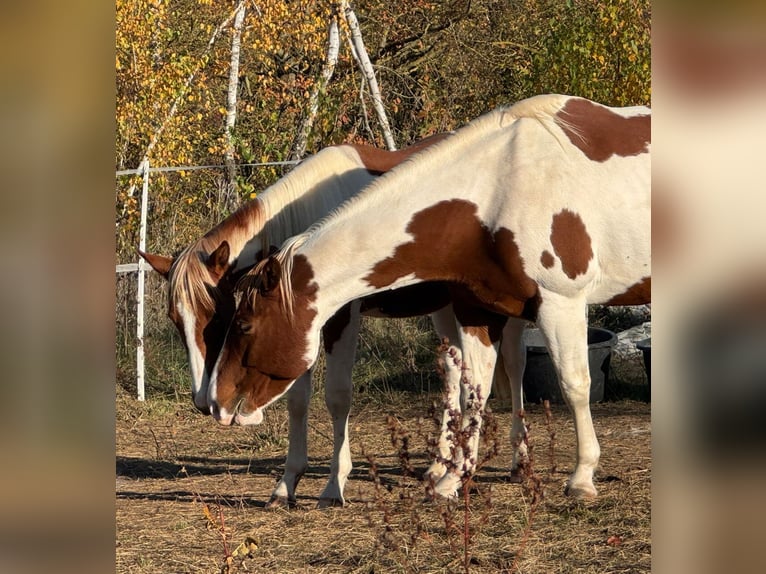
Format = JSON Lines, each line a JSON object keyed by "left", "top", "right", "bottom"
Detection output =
{"left": 139, "top": 135, "right": 520, "bottom": 506}
{"left": 209, "top": 94, "right": 651, "bottom": 499}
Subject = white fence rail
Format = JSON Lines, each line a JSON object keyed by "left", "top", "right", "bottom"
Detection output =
{"left": 116, "top": 159, "right": 300, "bottom": 400}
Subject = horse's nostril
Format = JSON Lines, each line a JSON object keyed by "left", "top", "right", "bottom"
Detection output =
{"left": 210, "top": 403, "right": 220, "bottom": 419}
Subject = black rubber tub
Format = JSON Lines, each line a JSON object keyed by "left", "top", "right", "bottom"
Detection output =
{"left": 635, "top": 337, "right": 651, "bottom": 384}
{"left": 522, "top": 327, "right": 617, "bottom": 404}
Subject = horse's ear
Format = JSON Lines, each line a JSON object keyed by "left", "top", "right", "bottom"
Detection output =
{"left": 207, "top": 241, "right": 231, "bottom": 278}
{"left": 138, "top": 250, "right": 173, "bottom": 279}
{"left": 260, "top": 256, "right": 282, "bottom": 293}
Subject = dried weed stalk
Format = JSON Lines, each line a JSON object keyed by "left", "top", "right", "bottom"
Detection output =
{"left": 509, "top": 399, "right": 556, "bottom": 571}
{"left": 362, "top": 339, "right": 559, "bottom": 574}
{"left": 179, "top": 468, "right": 256, "bottom": 574}
{"left": 438, "top": 340, "right": 499, "bottom": 574}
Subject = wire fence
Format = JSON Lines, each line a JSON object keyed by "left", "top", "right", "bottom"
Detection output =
{"left": 116, "top": 159, "right": 300, "bottom": 400}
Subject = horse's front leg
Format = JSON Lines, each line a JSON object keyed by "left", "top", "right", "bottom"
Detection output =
{"left": 266, "top": 369, "right": 312, "bottom": 508}
{"left": 536, "top": 290, "right": 599, "bottom": 500}
{"left": 424, "top": 305, "right": 460, "bottom": 484}
{"left": 317, "top": 301, "right": 361, "bottom": 508}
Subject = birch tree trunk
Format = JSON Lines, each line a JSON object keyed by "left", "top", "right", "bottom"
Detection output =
{"left": 341, "top": 1, "right": 397, "bottom": 150}
{"left": 223, "top": 1, "right": 247, "bottom": 210}
{"left": 290, "top": 15, "right": 340, "bottom": 161}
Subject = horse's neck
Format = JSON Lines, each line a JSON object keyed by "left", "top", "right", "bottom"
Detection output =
{"left": 209, "top": 148, "right": 375, "bottom": 272}
{"left": 200, "top": 200, "right": 267, "bottom": 272}
{"left": 302, "top": 132, "right": 510, "bottom": 326}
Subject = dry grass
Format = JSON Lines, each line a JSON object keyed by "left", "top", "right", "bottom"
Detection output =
{"left": 116, "top": 381, "right": 650, "bottom": 573}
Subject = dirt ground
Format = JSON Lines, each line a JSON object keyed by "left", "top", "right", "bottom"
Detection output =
{"left": 116, "top": 386, "right": 650, "bottom": 573}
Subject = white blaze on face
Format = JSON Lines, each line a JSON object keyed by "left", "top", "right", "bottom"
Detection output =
{"left": 207, "top": 338, "right": 225, "bottom": 419}
{"left": 177, "top": 301, "right": 209, "bottom": 411}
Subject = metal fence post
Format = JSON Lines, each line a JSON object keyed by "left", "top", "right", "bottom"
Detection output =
{"left": 136, "top": 160, "right": 150, "bottom": 400}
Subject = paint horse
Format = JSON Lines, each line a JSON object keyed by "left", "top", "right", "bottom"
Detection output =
{"left": 209, "top": 94, "right": 651, "bottom": 500}
{"left": 139, "top": 134, "right": 518, "bottom": 506}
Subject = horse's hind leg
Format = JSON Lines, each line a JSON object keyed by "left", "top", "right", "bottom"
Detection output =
{"left": 317, "top": 301, "right": 361, "bottom": 508}
{"left": 498, "top": 318, "right": 529, "bottom": 481}
{"left": 267, "top": 369, "right": 312, "bottom": 508}
{"left": 536, "top": 290, "right": 599, "bottom": 500}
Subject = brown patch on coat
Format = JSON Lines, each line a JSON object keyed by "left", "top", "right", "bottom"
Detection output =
{"left": 451, "top": 284, "right": 507, "bottom": 346}
{"left": 550, "top": 209, "right": 593, "bottom": 280}
{"left": 604, "top": 276, "right": 651, "bottom": 306}
{"left": 213, "top": 366, "right": 294, "bottom": 421}
{"left": 322, "top": 303, "right": 353, "bottom": 355}
{"left": 242, "top": 254, "right": 318, "bottom": 379}
{"left": 215, "top": 254, "right": 318, "bottom": 415}
{"left": 555, "top": 98, "right": 650, "bottom": 162}
{"left": 349, "top": 132, "right": 451, "bottom": 175}
{"left": 540, "top": 250, "right": 555, "bottom": 269}
{"left": 363, "top": 199, "right": 540, "bottom": 321}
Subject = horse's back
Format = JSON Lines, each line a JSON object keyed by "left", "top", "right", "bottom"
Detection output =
{"left": 495, "top": 97, "right": 651, "bottom": 304}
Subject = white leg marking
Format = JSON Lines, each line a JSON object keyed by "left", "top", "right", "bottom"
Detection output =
{"left": 425, "top": 306, "right": 460, "bottom": 483}
{"left": 434, "top": 327, "right": 499, "bottom": 499}
{"left": 268, "top": 370, "right": 312, "bottom": 507}
{"left": 318, "top": 301, "right": 361, "bottom": 508}
{"left": 425, "top": 343, "right": 462, "bottom": 484}
{"left": 177, "top": 302, "right": 208, "bottom": 411}
{"left": 536, "top": 289, "right": 600, "bottom": 499}
{"left": 429, "top": 305, "right": 460, "bottom": 345}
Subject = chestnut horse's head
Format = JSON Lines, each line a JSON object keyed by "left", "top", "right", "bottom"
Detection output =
{"left": 208, "top": 253, "right": 318, "bottom": 425}
{"left": 139, "top": 241, "right": 240, "bottom": 413}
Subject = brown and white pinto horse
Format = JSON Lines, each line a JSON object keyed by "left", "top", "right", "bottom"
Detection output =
{"left": 210, "top": 94, "right": 651, "bottom": 500}
{"left": 139, "top": 134, "right": 517, "bottom": 506}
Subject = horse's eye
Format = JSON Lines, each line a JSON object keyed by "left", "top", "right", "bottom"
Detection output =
{"left": 236, "top": 319, "right": 253, "bottom": 336}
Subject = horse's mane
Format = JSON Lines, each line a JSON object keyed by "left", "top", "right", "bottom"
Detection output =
{"left": 238, "top": 233, "right": 310, "bottom": 320}
{"left": 166, "top": 199, "right": 265, "bottom": 315}
{"left": 257, "top": 94, "right": 577, "bottom": 316}
{"left": 168, "top": 145, "right": 367, "bottom": 314}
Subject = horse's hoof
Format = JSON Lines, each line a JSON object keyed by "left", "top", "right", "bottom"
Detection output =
{"left": 317, "top": 497, "right": 344, "bottom": 509}
{"left": 265, "top": 495, "right": 295, "bottom": 509}
{"left": 423, "top": 488, "right": 451, "bottom": 503}
{"left": 508, "top": 468, "right": 524, "bottom": 484}
{"left": 564, "top": 482, "right": 598, "bottom": 501}
{"left": 432, "top": 479, "right": 460, "bottom": 501}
